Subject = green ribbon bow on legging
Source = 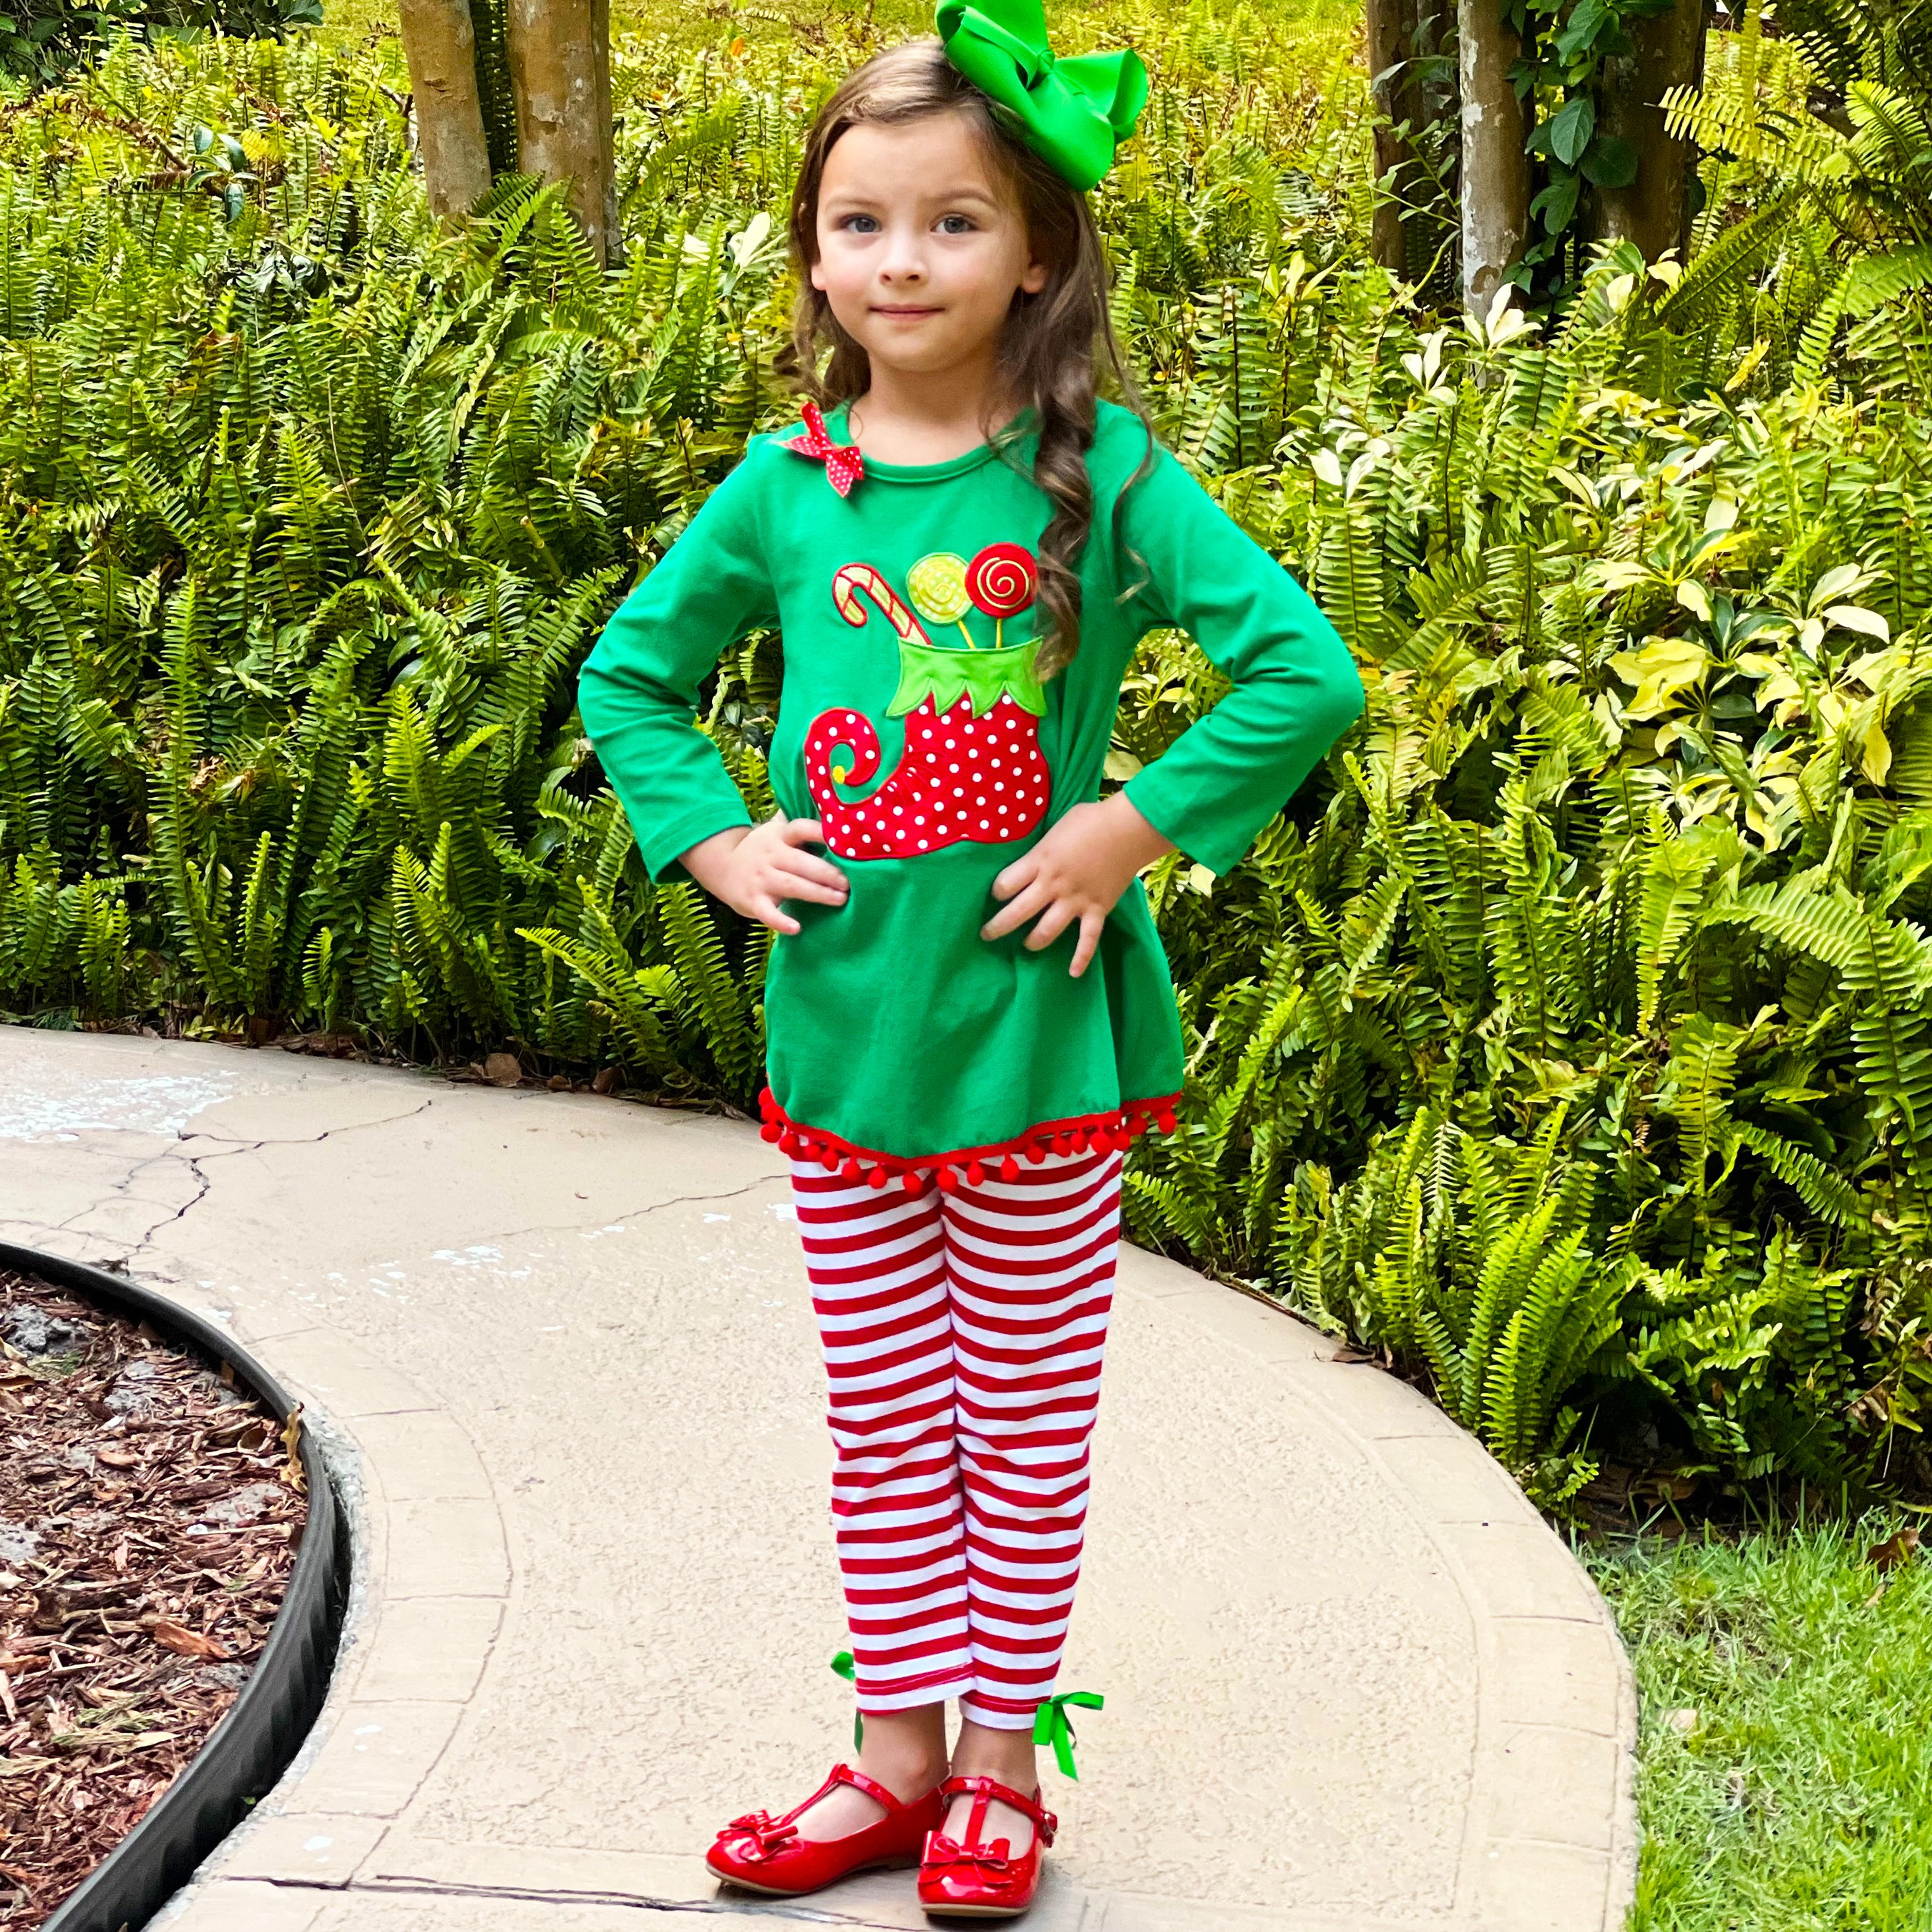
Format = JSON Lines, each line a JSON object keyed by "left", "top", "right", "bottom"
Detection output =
{"left": 1032, "top": 1689, "right": 1104, "bottom": 1780}
{"left": 935, "top": 0, "right": 1148, "bottom": 192}
{"left": 834, "top": 1656, "right": 1103, "bottom": 1780}
{"left": 831, "top": 1651, "right": 864, "bottom": 1750}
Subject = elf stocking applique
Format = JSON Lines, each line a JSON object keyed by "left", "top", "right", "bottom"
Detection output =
{"left": 803, "top": 546, "right": 1053, "bottom": 862}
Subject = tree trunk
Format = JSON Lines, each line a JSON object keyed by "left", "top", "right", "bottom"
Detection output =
{"left": 1594, "top": 0, "right": 1707, "bottom": 260}
{"left": 507, "top": 0, "right": 613, "bottom": 263}
{"left": 1367, "top": 0, "right": 1423, "bottom": 275}
{"left": 395, "top": 0, "right": 492, "bottom": 222}
{"left": 591, "top": 0, "right": 621, "bottom": 261}
{"left": 1458, "top": 0, "right": 1529, "bottom": 312}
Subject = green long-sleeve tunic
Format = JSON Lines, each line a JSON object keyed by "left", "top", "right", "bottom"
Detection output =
{"left": 577, "top": 399, "right": 1362, "bottom": 1185}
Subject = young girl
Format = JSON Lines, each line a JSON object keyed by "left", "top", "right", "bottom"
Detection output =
{"left": 578, "top": 1, "right": 1362, "bottom": 1915}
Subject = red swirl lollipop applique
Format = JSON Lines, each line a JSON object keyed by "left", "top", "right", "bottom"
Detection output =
{"left": 964, "top": 542, "right": 1038, "bottom": 642}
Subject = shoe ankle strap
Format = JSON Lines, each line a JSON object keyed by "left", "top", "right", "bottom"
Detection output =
{"left": 831, "top": 1761, "right": 912, "bottom": 1814}
{"left": 939, "top": 1773, "right": 1058, "bottom": 1846}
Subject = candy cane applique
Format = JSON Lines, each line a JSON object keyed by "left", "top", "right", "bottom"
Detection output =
{"left": 830, "top": 562, "right": 930, "bottom": 643}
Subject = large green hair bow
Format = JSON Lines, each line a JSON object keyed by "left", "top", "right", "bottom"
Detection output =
{"left": 935, "top": 0, "right": 1148, "bottom": 192}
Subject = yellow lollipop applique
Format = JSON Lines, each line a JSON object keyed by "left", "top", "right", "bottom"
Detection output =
{"left": 907, "top": 551, "right": 976, "bottom": 647}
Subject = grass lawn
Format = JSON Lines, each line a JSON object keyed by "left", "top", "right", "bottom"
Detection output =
{"left": 1589, "top": 1520, "right": 1932, "bottom": 1931}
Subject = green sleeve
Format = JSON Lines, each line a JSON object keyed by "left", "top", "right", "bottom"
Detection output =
{"left": 577, "top": 451, "right": 778, "bottom": 883}
{"left": 1117, "top": 445, "right": 1364, "bottom": 877}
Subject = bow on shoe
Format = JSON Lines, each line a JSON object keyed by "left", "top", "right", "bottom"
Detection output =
{"left": 720, "top": 1811, "right": 800, "bottom": 1863}
{"left": 781, "top": 401, "right": 864, "bottom": 498}
{"left": 923, "top": 1831, "right": 1014, "bottom": 1878}
{"left": 935, "top": 0, "right": 1148, "bottom": 191}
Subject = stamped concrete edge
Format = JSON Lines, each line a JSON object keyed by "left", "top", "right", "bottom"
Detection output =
{"left": 138, "top": 1283, "right": 511, "bottom": 1928}
{"left": 1113, "top": 1248, "right": 1639, "bottom": 1932}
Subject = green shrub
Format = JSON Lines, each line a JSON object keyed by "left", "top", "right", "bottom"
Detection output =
{"left": 1, "top": 15, "right": 1930, "bottom": 1498}
{"left": 0, "top": 0, "right": 320, "bottom": 86}
{"left": 1126, "top": 272, "right": 1932, "bottom": 1500}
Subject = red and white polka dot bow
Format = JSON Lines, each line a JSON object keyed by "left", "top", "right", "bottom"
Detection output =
{"left": 782, "top": 401, "right": 864, "bottom": 497}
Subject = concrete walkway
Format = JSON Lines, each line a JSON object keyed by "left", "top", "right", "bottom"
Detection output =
{"left": 0, "top": 1028, "right": 1636, "bottom": 1932}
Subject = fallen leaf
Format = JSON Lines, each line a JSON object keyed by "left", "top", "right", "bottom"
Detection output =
{"left": 1331, "top": 1346, "right": 1377, "bottom": 1365}
{"left": 484, "top": 1050, "right": 523, "bottom": 1086}
{"left": 146, "top": 1620, "right": 230, "bottom": 1661}
{"left": 1866, "top": 1526, "right": 1920, "bottom": 1571}
{"left": 1646, "top": 1472, "right": 1698, "bottom": 1501}
{"left": 1664, "top": 1707, "right": 1698, "bottom": 1735}
{"left": 280, "top": 1405, "right": 307, "bottom": 1495}
{"left": 94, "top": 1446, "right": 140, "bottom": 1469}
{"left": 592, "top": 1066, "right": 619, "bottom": 1094}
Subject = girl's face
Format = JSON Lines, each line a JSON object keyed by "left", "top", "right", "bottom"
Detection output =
{"left": 811, "top": 112, "right": 1048, "bottom": 383}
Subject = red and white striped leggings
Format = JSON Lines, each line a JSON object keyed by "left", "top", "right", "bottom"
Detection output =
{"left": 791, "top": 1145, "right": 1123, "bottom": 1731}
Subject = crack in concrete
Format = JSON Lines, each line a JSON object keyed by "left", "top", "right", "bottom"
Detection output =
{"left": 263, "top": 1873, "right": 918, "bottom": 1925}
{"left": 32, "top": 1101, "right": 441, "bottom": 1265}
{"left": 180, "top": 1097, "right": 438, "bottom": 1149}
{"left": 31, "top": 1100, "right": 781, "bottom": 1268}
{"left": 51, "top": 1140, "right": 212, "bottom": 1256}
{"left": 467, "top": 1172, "right": 792, "bottom": 1250}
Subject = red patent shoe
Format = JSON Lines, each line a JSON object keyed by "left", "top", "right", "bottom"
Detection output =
{"left": 917, "top": 1773, "right": 1058, "bottom": 1918}
{"left": 707, "top": 1762, "right": 944, "bottom": 1897}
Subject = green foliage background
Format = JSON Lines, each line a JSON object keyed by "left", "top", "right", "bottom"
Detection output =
{"left": 1, "top": 3, "right": 1931, "bottom": 1506}
{"left": 0, "top": 0, "right": 318, "bottom": 83}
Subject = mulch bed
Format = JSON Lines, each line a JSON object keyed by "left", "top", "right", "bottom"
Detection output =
{"left": 0, "top": 1269, "right": 306, "bottom": 1929}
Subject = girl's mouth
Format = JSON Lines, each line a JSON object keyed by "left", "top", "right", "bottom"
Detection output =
{"left": 872, "top": 304, "right": 943, "bottom": 318}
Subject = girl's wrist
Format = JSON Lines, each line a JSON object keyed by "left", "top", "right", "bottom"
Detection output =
{"left": 1098, "top": 789, "right": 1174, "bottom": 871}
{"left": 680, "top": 824, "right": 753, "bottom": 897}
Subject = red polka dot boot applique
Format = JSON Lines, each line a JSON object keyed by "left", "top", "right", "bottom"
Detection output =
{"left": 803, "top": 549, "right": 1053, "bottom": 862}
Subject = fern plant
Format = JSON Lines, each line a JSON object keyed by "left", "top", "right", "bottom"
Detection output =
{"left": 4, "top": 14, "right": 1932, "bottom": 1499}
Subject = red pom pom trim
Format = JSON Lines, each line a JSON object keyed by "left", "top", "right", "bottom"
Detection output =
{"left": 757, "top": 1086, "right": 1181, "bottom": 1191}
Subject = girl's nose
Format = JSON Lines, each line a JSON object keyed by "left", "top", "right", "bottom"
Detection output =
{"left": 877, "top": 225, "right": 927, "bottom": 284}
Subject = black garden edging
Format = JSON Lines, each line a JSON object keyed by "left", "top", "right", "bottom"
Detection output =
{"left": 0, "top": 1242, "right": 348, "bottom": 1932}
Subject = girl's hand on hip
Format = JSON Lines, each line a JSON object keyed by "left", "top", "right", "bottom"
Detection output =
{"left": 980, "top": 793, "right": 1174, "bottom": 977}
{"left": 680, "top": 816, "right": 848, "bottom": 935}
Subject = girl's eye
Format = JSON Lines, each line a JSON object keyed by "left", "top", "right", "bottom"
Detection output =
{"left": 840, "top": 213, "right": 881, "bottom": 234}
{"left": 937, "top": 214, "right": 977, "bottom": 235}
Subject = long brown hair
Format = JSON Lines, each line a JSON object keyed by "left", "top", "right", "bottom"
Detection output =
{"left": 776, "top": 38, "right": 1151, "bottom": 679}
